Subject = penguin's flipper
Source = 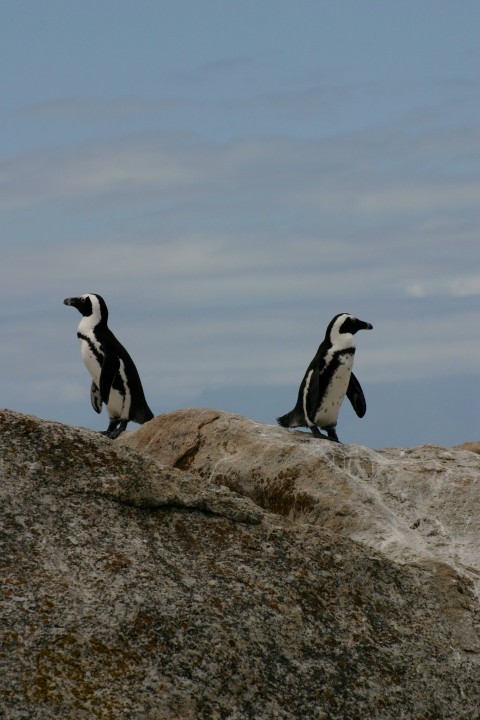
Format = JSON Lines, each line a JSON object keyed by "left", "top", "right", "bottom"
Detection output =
{"left": 90, "top": 381, "right": 103, "bottom": 414}
{"left": 347, "top": 372, "right": 367, "bottom": 418}
{"left": 305, "top": 367, "right": 321, "bottom": 425}
{"left": 99, "top": 355, "right": 120, "bottom": 405}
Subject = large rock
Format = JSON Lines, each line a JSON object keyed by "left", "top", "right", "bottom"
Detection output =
{"left": 1, "top": 408, "right": 479, "bottom": 719}
{"left": 118, "top": 409, "right": 480, "bottom": 591}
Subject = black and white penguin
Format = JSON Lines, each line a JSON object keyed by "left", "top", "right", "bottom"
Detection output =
{"left": 277, "top": 313, "right": 373, "bottom": 443}
{"left": 64, "top": 293, "right": 154, "bottom": 438}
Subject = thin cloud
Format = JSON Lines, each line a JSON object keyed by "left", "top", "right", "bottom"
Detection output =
{"left": 0, "top": 133, "right": 206, "bottom": 208}
{"left": 1, "top": 116, "right": 478, "bottom": 419}
{"left": 253, "top": 81, "right": 356, "bottom": 114}
{"left": 354, "top": 183, "right": 480, "bottom": 215}
{"left": 170, "top": 56, "right": 253, "bottom": 85}
{"left": 405, "top": 275, "right": 480, "bottom": 299}
{"left": 20, "top": 95, "right": 194, "bottom": 119}
{"left": 22, "top": 97, "right": 148, "bottom": 118}
{"left": 3, "top": 123, "right": 478, "bottom": 220}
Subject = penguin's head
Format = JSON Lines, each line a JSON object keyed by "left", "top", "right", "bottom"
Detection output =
{"left": 64, "top": 294, "right": 108, "bottom": 324}
{"left": 337, "top": 314, "right": 373, "bottom": 335}
{"left": 327, "top": 313, "right": 373, "bottom": 345}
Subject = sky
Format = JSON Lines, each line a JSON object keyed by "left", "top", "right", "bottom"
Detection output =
{"left": 1, "top": 1, "right": 478, "bottom": 448}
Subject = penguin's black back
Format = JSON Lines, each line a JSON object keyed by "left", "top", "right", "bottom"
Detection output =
{"left": 95, "top": 324, "right": 154, "bottom": 424}
{"left": 288, "top": 335, "right": 339, "bottom": 425}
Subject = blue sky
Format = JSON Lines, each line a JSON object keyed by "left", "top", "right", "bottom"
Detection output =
{"left": 1, "top": 1, "right": 479, "bottom": 447}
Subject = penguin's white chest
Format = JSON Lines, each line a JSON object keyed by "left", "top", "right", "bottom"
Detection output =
{"left": 314, "top": 352, "right": 354, "bottom": 427}
{"left": 78, "top": 333, "right": 103, "bottom": 387}
{"left": 78, "top": 333, "right": 103, "bottom": 385}
{"left": 77, "top": 330, "right": 130, "bottom": 420}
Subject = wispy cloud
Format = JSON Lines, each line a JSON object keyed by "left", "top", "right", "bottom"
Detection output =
{"left": 1, "top": 114, "right": 478, "bottom": 418}
{"left": 19, "top": 96, "right": 194, "bottom": 119}
{"left": 2, "top": 123, "right": 478, "bottom": 216}
{"left": 170, "top": 56, "right": 253, "bottom": 85}
{"left": 253, "top": 81, "right": 356, "bottom": 114}
{"left": 405, "top": 275, "right": 480, "bottom": 299}
{"left": 0, "top": 133, "right": 205, "bottom": 208}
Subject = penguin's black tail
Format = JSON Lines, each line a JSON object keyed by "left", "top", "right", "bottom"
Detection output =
{"left": 142, "top": 407, "right": 155, "bottom": 423}
{"left": 134, "top": 405, "right": 154, "bottom": 425}
{"left": 277, "top": 412, "right": 291, "bottom": 428}
{"left": 277, "top": 408, "right": 305, "bottom": 429}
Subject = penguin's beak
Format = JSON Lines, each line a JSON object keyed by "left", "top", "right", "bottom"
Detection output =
{"left": 64, "top": 297, "right": 78, "bottom": 307}
{"left": 355, "top": 319, "right": 373, "bottom": 332}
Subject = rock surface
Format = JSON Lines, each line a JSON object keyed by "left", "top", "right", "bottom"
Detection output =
{"left": 1, "top": 408, "right": 479, "bottom": 719}
{"left": 119, "top": 409, "right": 480, "bottom": 592}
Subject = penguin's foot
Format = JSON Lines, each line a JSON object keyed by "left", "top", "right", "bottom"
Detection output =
{"left": 104, "top": 428, "right": 123, "bottom": 440}
{"left": 310, "top": 426, "right": 329, "bottom": 440}
{"left": 101, "top": 419, "right": 128, "bottom": 440}
{"left": 325, "top": 426, "right": 341, "bottom": 443}
{"left": 311, "top": 426, "right": 342, "bottom": 443}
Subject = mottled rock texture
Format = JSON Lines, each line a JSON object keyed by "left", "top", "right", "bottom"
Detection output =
{"left": 1, "top": 408, "right": 479, "bottom": 719}
{"left": 119, "top": 409, "right": 480, "bottom": 593}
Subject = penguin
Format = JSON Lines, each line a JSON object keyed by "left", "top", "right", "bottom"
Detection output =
{"left": 277, "top": 313, "right": 373, "bottom": 443}
{"left": 64, "top": 293, "right": 154, "bottom": 439}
